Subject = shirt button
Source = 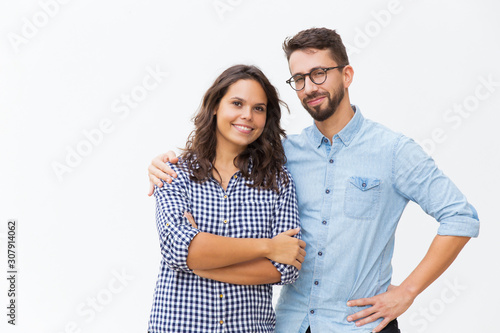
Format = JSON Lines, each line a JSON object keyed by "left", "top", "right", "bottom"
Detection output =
{"left": 219, "top": 320, "right": 224, "bottom": 325}
{"left": 322, "top": 220, "right": 327, "bottom": 225}
{"left": 329, "top": 159, "right": 334, "bottom": 163}
{"left": 220, "top": 294, "right": 223, "bottom": 298}
{"left": 314, "top": 281, "right": 319, "bottom": 285}
{"left": 223, "top": 220, "right": 228, "bottom": 224}
{"left": 318, "top": 251, "right": 323, "bottom": 256}
{"left": 325, "top": 189, "right": 330, "bottom": 194}
{"left": 323, "top": 138, "right": 328, "bottom": 143}
{"left": 310, "top": 309, "right": 315, "bottom": 314}
{"left": 223, "top": 195, "right": 228, "bottom": 199}
{"left": 362, "top": 183, "right": 367, "bottom": 188}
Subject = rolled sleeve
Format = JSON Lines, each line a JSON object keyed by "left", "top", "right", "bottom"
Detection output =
{"left": 154, "top": 164, "right": 201, "bottom": 272}
{"left": 438, "top": 209, "right": 480, "bottom": 237}
{"left": 270, "top": 260, "right": 299, "bottom": 285}
{"left": 392, "top": 136, "right": 480, "bottom": 237}
{"left": 271, "top": 168, "right": 301, "bottom": 285}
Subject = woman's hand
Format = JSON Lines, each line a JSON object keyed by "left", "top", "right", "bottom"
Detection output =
{"left": 184, "top": 212, "right": 198, "bottom": 229}
{"left": 267, "top": 229, "right": 306, "bottom": 270}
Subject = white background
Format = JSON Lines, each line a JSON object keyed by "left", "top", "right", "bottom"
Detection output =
{"left": 0, "top": 0, "right": 499, "bottom": 332}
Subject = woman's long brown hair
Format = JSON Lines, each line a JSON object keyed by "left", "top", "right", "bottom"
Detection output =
{"left": 180, "top": 64, "right": 289, "bottom": 192}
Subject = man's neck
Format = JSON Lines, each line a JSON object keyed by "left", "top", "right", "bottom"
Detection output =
{"left": 315, "top": 99, "right": 355, "bottom": 141}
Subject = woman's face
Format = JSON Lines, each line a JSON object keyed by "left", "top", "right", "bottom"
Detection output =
{"left": 215, "top": 79, "right": 268, "bottom": 153}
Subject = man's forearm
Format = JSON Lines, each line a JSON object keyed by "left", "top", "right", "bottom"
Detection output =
{"left": 346, "top": 234, "right": 471, "bottom": 331}
{"left": 400, "top": 234, "right": 470, "bottom": 299}
{"left": 193, "top": 258, "right": 281, "bottom": 285}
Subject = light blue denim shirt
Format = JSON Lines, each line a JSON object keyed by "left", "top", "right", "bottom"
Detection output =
{"left": 275, "top": 106, "right": 479, "bottom": 332}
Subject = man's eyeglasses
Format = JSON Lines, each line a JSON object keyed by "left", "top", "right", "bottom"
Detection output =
{"left": 286, "top": 66, "right": 346, "bottom": 91}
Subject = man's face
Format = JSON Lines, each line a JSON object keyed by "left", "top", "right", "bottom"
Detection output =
{"left": 288, "top": 48, "right": 345, "bottom": 122}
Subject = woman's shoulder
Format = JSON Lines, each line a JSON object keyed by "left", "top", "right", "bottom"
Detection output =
{"left": 278, "top": 165, "right": 293, "bottom": 178}
{"left": 165, "top": 159, "right": 187, "bottom": 174}
{"left": 162, "top": 159, "right": 193, "bottom": 185}
{"left": 280, "top": 165, "right": 293, "bottom": 177}
{"left": 276, "top": 165, "right": 296, "bottom": 190}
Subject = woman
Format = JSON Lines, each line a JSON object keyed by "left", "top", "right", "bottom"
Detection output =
{"left": 148, "top": 65, "right": 306, "bottom": 333}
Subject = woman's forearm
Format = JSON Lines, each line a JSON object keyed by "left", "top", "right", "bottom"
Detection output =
{"left": 187, "top": 233, "right": 271, "bottom": 270}
{"left": 193, "top": 258, "right": 281, "bottom": 285}
{"left": 186, "top": 228, "right": 304, "bottom": 270}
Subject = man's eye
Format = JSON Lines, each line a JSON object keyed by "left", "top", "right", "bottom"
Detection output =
{"left": 312, "top": 71, "right": 326, "bottom": 79}
{"left": 294, "top": 76, "right": 305, "bottom": 83}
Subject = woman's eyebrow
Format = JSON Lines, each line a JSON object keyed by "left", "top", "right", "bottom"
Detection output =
{"left": 229, "top": 97, "right": 267, "bottom": 106}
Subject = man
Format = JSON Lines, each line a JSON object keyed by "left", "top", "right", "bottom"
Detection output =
{"left": 147, "top": 28, "right": 479, "bottom": 332}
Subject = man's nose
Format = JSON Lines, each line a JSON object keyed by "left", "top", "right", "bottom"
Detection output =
{"left": 303, "top": 75, "right": 319, "bottom": 95}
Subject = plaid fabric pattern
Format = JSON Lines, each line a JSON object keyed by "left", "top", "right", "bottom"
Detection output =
{"left": 148, "top": 161, "right": 300, "bottom": 333}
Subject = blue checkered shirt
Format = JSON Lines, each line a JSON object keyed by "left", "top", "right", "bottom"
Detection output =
{"left": 148, "top": 161, "right": 300, "bottom": 333}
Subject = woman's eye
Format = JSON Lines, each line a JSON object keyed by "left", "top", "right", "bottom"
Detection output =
{"left": 255, "top": 107, "right": 265, "bottom": 112}
{"left": 232, "top": 101, "right": 242, "bottom": 106}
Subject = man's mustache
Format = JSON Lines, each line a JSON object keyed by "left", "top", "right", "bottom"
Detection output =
{"left": 303, "top": 92, "right": 330, "bottom": 103}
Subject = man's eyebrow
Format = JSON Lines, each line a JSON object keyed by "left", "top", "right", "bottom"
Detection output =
{"left": 291, "top": 66, "right": 329, "bottom": 76}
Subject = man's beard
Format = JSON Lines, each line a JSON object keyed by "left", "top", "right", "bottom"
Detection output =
{"left": 302, "top": 85, "right": 345, "bottom": 122}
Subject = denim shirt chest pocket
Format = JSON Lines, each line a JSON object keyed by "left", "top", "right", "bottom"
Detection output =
{"left": 344, "top": 176, "right": 381, "bottom": 220}
{"left": 237, "top": 200, "right": 273, "bottom": 238}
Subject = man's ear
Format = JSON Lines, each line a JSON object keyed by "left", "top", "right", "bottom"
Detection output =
{"left": 343, "top": 65, "right": 354, "bottom": 89}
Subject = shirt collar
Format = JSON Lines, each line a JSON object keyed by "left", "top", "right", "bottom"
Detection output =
{"left": 309, "top": 104, "right": 364, "bottom": 148}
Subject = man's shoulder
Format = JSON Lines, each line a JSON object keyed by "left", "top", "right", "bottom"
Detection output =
{"left": 283, "top": 125, "right": 315, "bottom": 147}
{"left": 360, "top": 117, "right": 407, "bottom": 146}
{"left": 362, "top": 117, "right": 402, "bottom": 137}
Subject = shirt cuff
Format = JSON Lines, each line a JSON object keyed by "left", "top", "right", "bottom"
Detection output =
{"left": 437, "top": 217, "right": 480, "bottom": 238}
{"left": 164, "top": 224, "right": 201, "bottom": 272}
{"left": 270, "top": 260, "right": 299, "bottom": 285}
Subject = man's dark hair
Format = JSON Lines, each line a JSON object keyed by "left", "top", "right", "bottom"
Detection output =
{"left": 283, "top": 27, "right": 350, "bottom": 66}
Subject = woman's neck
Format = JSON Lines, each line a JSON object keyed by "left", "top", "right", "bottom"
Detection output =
{"left": 213, "top": 145, "right": 243, "bottom": 190}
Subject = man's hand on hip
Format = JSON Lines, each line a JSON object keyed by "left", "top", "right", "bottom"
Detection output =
{"left": 346, "top": 284, "right": 413, "bottom": 332}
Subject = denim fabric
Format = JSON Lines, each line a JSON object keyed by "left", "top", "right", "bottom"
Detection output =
{"left": 275, "top": 106, "right": 479, "bottom": 332}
